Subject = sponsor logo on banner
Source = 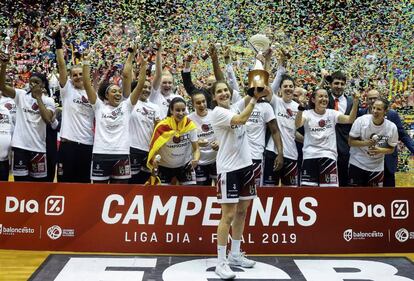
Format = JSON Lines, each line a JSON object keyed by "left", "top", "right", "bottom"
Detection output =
{"left": 47, "top": 225, "right": 75, "bottom": 240}
{"left": 0, "top": 223, "right": 35, "bottom": 236}
{"left": 391, "top": 200, "right": 409, "bottom": 219}
{"left": 45, "top": 196, "right": 65, "bottom": 216}
{"left": 395, "top": 228, "right": 414, "bottom": 243}
{"left": 4, "top": 195, "right": 65, "bottom": 216}
{"left": 353, "top": 200, "right": 410, "bottom": 219}
{"left": 343, "top": 229, "right": 384, "bottom": 242}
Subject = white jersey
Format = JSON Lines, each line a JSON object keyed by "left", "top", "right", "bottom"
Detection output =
{"left": 11, "top": 89, "right": 55, "bottom": 153}
{"left": 158, "top": 129, "right": 198, "bottom": 168}
{"left": 188, "top": 110, "right": 217, "bottom": 165}
{"left": 266, "top": 96, "right": 299, "bottom": 160}
{"left": 149, "top": 87, "right": 183, "bottom": 119}
{"left": 60, "top": 80, "right": 94, "bottom": 145}
{"left": 246, "top": 102, "right": 275, "bottom": 160}
{"left": 302, "top": 109, "right": 341, "bottom": 161}
{"left": 130, "top": 100, "right": 161, "bottom": 152}
{"left": 349, "top": 114, "right": 398, "bottom": 172}
{"left": 92, "top": 98, "right": 133, "bottom": 155}
{"left": 0, "top": 96, "right": 15, "bottom": 160}
{"left": 211, "top": 99, "right": 252, "bottom": 174}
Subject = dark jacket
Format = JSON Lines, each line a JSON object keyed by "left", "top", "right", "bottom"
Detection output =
{"left": 328, "top": 94, "right": 354, "bottom": 157}
{"left": 181, "top": 70, "right": 214, "bottom": 109}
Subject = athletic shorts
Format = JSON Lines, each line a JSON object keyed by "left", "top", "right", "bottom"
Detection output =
{"left": 0, "top": 160, "right": 9, "bottom": 181}
{"left": 158, "top": 162, "right": 196, "bottom": 185}
{"left": 194, "top": 162, "right": 217, "bottom": 185}
{"left": 252, "top": 159, "right": 263, "bottom": 187}
{"left": 300, "top": 157, "right": 338, "bottom": 187}
{"left": 12, "top": 147, "right": 47, "bottom": 178}
{"left": 216, "top": 165, "right": 257, "bottom": 204}
{"left": 57, "top": 140, "right": 93, "bottom": 183}
{"left": 348, "top": 164, "right": 384, "bottom": 187}
{"left": 130, "top": 147, "right": 150, "bottom": 175}
{"left": 91, "top": 154, "right": 131, "bottom": 181}
{"left": 263, "top": 150, "right": 298, "bottom": 187}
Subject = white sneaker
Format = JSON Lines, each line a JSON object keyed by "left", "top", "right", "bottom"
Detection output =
{"left": 215, "top": 261, "right": 236, "bottom": 279}
{"left": 228, "top": 252, "right": 256, "bottom": 268}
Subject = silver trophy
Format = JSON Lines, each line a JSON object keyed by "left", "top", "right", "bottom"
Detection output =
{"left": 3, "top": 29, "right": 13, "bottom": 54}
{"left": 248, "top": 34, "right": 271, "bottom": 70}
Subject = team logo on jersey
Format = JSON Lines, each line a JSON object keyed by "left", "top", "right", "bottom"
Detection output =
{"left": 201, "top": 124, "right": 210, "bottom": 132}
{"left": 81, "top": 96, "right": 89, "bottom": 103}
{"left": 32, "top": 103, "right": 39, "bottom": 111}
{"left": 4, "top": 103, "right": 13, "bottom": 110}
{"left": 286, "top": 108, "right": 293, "bottom": 117}
{"left": 318, "top": 119, "right": 326, "bottom": 127}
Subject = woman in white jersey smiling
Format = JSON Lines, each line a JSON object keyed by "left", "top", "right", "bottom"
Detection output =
{"left": 147, "top": 97, "right": 200, "bottom": 185}
{"left": 264, "top": 74, "right": 303, "bottom": 187}
{"left": 188, "top": 91, "right": 219, "bottom": 186}
{"left": 348, "top": 98, "right": 398, "bottom": 186}
{"left": 295, "top": 88, "right": 359, "bottom": 187}
{"left": 82, "top": 48, "right": 147, "bottom": 184}
{"left": 0, "top": 52, "right": 55, "bottom": 182}
{"left": 210, "top": 79, "right": 268, "bottom": 279}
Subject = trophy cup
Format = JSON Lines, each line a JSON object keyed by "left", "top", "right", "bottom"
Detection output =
{"left": 3, "top": 29, "right": 13, "bottom": 54}
{"left": 247, "top": 34, "right": 270, "bottom": 97}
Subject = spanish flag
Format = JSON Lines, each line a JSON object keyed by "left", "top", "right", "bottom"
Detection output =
{"left": 146, "top": 116, "right": 197, "bottom": 171}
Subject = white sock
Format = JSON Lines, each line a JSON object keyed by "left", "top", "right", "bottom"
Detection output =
{"left": 217, "top": 245, "right": 227, "bottom": 263}
{"left": 230, "top": 239, "right": 241, "bottom": 256}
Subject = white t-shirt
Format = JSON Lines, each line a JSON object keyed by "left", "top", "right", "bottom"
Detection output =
{"left": 302, "top": 109, "right": 341, "bottom": 161}
{"left": 60, "top": 80, "right": 94, "bottom": 145}
{"left": 188, "top": 110, "right": 217, "bottom": 165}
{"left": 92, "top": 98, "right": 133, "bottom": 155}
{"left": 158, "top": 129, "right": 198, "bottom": 168}
{"left": 246, "top": 102, "right": 275, "bottom": 160}
{"left": 349, "top": 114, "right": 398, "bottom": 172}
{"left": 148, "top": 87, "right": 183, "bottom": 119}
{"left": 267, "top": 96, "right": 299, "bottom": 160}
{"left": 11, "top": 89, "right": 55, "bottom": 153}
{"left": 0, "top": 96, "right": 15, "bottom": 160}
{"left": 130, "top": 100, "right": 161, "bottom": 152}
{"left": 211, "top": 99, "right": 252, "bottom": 174}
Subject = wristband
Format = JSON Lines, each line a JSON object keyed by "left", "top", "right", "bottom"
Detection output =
{"left": 298, "top": 105, "right": 306, "bottom": 111}
{"left": 82, "top": 60, "right": 90, "bottom": 66}
{"left": 54, "top": 31, "right": 63, "bottom": 49}
{"left": 127, "top": 47, "right": 134, "bottom": 53}
{"left": 249, "top": 98, "right": 257, "bottom": 105}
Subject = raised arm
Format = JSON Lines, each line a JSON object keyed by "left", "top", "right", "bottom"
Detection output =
{"left": 0, "top": 52, "right": 16, "bottom": 98}
{"left": 122, "top": 46, "right": 136, "bottom": 98}
{"left": 130, "top": 54, "right": 147, "bottom": 106}
{"left": 54, "top": 28, "right": 68, "bottom": 87}
{"left": 81, "top": 57, "right": 97, "bottom": 105}
{"left": 338, "top": 91, "right": 360, "bottom": 124}
{"left": 209, "top": 44, "right": 225, "bottom": 81}
{"left": 181, "top": 54, "right": 198, "bottom": 96}
{"left": 224, "top": 47, "right": 240, "bottom": 92}
{"left": 152, "top": 41, "right": 162, "bottom": 91}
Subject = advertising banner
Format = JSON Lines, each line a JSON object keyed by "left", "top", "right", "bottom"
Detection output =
{"left": 0, "top": 182, "right": 413, "bottom": 254}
